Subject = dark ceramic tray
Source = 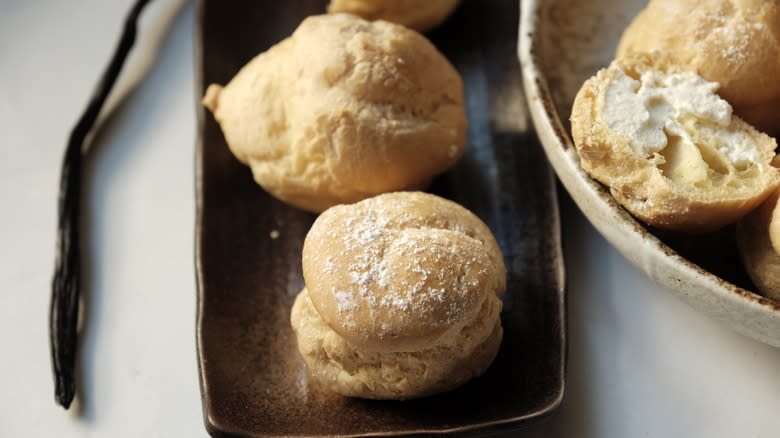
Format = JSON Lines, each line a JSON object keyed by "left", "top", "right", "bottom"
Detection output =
{"left": 194, "top": 0, "right": 566, "bottom": 436}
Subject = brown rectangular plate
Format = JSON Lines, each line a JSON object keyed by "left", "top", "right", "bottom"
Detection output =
{"left": 195, "top": 0, "right": 566, "bottom": 436}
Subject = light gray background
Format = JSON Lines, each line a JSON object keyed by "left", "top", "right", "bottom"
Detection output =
{"left": 1, "top": 0, "right": 778, "bottom": 436}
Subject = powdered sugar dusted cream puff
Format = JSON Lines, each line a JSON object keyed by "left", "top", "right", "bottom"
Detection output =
{"left": 291, "top": 192, "right": 505, "bottom": 399}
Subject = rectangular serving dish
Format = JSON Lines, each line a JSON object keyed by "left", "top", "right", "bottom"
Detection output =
{"left": 195, "top": 0, "right": 566, "bottom": 436}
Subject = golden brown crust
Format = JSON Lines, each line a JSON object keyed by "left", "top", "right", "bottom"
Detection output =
{"left": 202, "top": 14, "right": 467, "bottom": 212}
{"left": 738, "top": 189, "right": 780, "bottom": 301}
{"left": 291, "top": 192, "right": 506, "bottom": 399}
{"left": 617, "top": 0, "right": 780, "bottom": 135}
{"left": 302, "top": 191, "right": 506, "bottom": 353}
{"left": 571, "top": 52, "right": 779, "bottom": 232}
{"left": 291, "top": 288, "right": 502, "bottom": 399}
{"left": 772, "top": 156, "right": 780, "bottom": 250}
{"left": 738, "top": 156, "right": 780, "bottom": 301}
{"left": 327, "top": 0, "right": 461, "bottom": 32}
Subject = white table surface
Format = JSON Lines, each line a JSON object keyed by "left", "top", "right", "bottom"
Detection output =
{"left": 2, "top": 1, "right": 779, "bottom": 437}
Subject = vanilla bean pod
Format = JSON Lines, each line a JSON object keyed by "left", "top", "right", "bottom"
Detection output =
{"left": 50, "top": 0, "right": 152, "bottom": 409}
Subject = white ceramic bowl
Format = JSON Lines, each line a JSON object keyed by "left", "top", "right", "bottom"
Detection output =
{"left": 518, "top": 0, "right": 780, "bottom": 347}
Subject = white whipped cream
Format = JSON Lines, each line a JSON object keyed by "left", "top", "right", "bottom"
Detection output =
{"left": 601, "top": 68, "right": 759, "bottom": 166}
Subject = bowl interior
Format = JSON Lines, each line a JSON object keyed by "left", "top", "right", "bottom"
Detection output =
{"left": 521, "top": 0, "right": 780, "bottom": 347}
{"left": 531, "top": 0, "right": 763, "bottom": 293}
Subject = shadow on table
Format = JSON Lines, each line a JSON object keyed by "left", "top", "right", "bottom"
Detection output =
{"left": 70, "top": 0, "right": 193, "bottom": 421}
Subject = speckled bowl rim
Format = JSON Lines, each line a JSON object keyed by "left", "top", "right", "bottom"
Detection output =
{"left": 518, "top": 0, "right": 780, "bottom": 347}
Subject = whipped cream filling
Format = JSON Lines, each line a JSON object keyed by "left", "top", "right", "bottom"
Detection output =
{"left": 601, "top": 68, "right": 759, "bottom": 166}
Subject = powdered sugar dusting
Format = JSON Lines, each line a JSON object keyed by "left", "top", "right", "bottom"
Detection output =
{"left": 333, "top": 288, "right": 358, "bottom": 328}
{"left": 319, "top": 195, "right": 492, "bottom": 338}
{"left": 334, "top": 289, "right": 357, "bottom": 312}
{"left": 323, "top": 256, "right": 337, "bottom": 274}
{"left": 695, "top": 8, "right": 766, "bottom": 63}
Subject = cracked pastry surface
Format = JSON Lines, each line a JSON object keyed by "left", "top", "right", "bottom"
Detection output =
{"left": 617, "top": 0, "right": 780, "bottom": 135}
{"left": 291, "top": 192, "right": 506, "bottom": 399}
{"left": 327, "top": 0, "right": 461, "bottom": 32}
{"left": 202, "top": 13, "right": 467, "bottom": 213}
{"left": 571, "top": 52, "right": 779, "bottom": 232}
